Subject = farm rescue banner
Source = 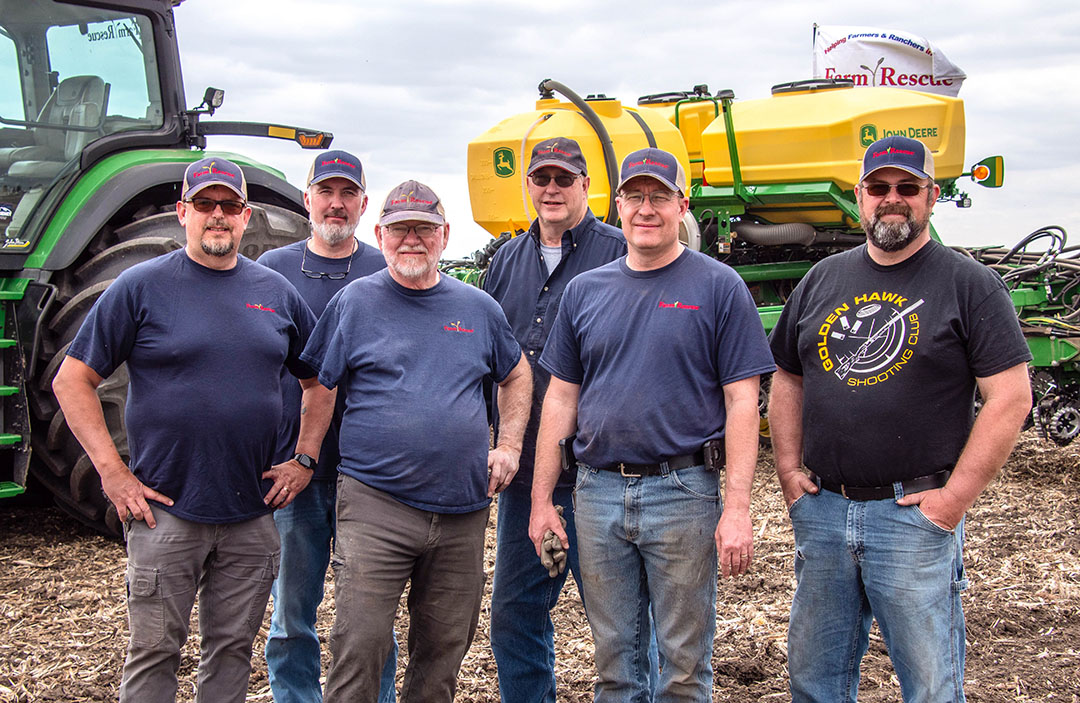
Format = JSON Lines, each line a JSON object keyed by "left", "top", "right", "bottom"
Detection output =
{"left": 812, "top": 25, "right": 966, "bottom": 97}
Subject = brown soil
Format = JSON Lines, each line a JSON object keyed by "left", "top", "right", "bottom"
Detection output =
{"left": 1, "top": 431, "right": 1077, "bottom": 702}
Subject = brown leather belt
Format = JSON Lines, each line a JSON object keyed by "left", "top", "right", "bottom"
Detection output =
{"left": 812, "top": 470, "right": 951, "bottom": 501}
{"left": 597, "top": 451, "right": 706, "bottom": 478}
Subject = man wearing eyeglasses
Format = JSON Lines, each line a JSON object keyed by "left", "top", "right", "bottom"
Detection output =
{"left": 52, "top": 156, "right": 326, "bottom": 703}
{"left": 481, "top": 137, "right": 629, "bottom": 702}
{"left": 530, "top": 148, "right": 774, "bottom": 702}
{"left": 768, "top": 136, "right": 1032, "bottom": 702}
{"left": 257, "top": 150, "right": 396, "bottom": 703}
{"left": 300, "top": 180, "right": 532, "bottom": 702}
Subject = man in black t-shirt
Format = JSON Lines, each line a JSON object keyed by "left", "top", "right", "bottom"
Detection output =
{"left": 768, "top": 136, "right": 1032, "bottom": 702}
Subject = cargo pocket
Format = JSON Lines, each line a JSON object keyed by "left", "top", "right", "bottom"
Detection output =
{"left": 126, "top": 564, "right": 165, "bottom": 648}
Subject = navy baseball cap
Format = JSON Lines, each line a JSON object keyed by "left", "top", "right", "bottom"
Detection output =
{"left": 379, "top": 180, "right": 446, "bottom": 226}
{"left": 307, "top": 149, "right": 366, "bottom": 190}
{"left": 617, "top": 148, "right": 686, "bottom": 194}
{"left": 861, "top": 136, "right": 935, "bottom": 181}
{"left": 527, "top": 138, "right": 588, "bottom": 176}
{"left": 182, "top": 157, "right": 247, "bottom": 200}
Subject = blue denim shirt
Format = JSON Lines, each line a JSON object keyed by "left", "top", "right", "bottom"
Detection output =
{"left": 484, "top": 211, "right": 626, "bottom": 486}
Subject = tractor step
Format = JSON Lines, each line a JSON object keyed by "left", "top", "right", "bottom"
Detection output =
{"left": 0, "top": 481, "right": 26, "bottom": 498}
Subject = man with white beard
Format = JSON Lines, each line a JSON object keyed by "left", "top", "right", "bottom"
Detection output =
{"left": 301, "top": 181, "right": 532, "bottom": 703}
{"left": 258, "top": 151, "right": 396, "bottom": 703}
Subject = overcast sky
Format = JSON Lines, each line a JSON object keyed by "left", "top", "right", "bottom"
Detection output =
{"left": 173, "top": 0, "right": 1080, "bottom": 258}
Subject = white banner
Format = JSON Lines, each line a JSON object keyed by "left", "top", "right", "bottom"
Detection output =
{"left": 812, "top": 25, "right": 965, "bottom": 97}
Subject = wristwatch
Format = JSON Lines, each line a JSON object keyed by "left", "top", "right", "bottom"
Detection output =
{"left": 292, "top": 453, "right": 317, "bottom": 471}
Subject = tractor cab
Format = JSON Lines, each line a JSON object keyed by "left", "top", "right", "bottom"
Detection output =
{"left": 0, "top": 1, "right": 172, "bottom": 254}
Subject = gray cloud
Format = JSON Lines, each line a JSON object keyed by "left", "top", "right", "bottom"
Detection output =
{"left": 175, "top": 0, "right": 1080, "bottom": 255}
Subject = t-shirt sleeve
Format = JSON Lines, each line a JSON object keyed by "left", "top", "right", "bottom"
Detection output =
{"left": 299, "top": 288, "right": 349, "bottom": 390}
{"left": 64, "top": 274, "right": 139, "bottom": 379}
{"left": 488, "top": 303, "right": 522, "bottom": 384}
{"left": 768, "top": 282, "right": 805, "bottom": 376}
{"left": 716, "top": 275, "right": 776, "bottom": 384}
{"left": 537, "top": 281, "right": 584, "bottom": 384}
{"left": 966, "top": 278, "right": 1033, "bottom": 377}
{"left": 285, "top": 290, "right": 318, "bottom": 380}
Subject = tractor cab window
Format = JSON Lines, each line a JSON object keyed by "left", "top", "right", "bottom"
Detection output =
{"left": 46, "top": 14, "right": 163, "bottom": 135}
{"left": 0, "top": 4, "right": 162, "bottom": 190}
{"left": 0, "top": 2, "right": 163, "bottom": 248}
{"left": 0, "top": 29, "right": 19, "bottom": 119}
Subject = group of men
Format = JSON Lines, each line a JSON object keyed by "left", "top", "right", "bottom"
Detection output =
{"left": 52, "top": 131, "right": 1032, "bottom": 703}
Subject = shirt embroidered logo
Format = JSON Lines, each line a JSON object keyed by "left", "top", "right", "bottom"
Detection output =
{"left": 443, "top": 321, "right": 474, "bottom": 333}
{"left": 657, "top": 300, "right": 700, "bottom": 310}
{"left": 246, "top": 303, "right": 277, "bottom": 313}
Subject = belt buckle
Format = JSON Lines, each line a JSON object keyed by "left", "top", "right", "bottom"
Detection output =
{"left": 840, "top": 484, "right": 850, "bottom": 499}
{"left": 619, "top": 463, "right": 642, "bottom": 478}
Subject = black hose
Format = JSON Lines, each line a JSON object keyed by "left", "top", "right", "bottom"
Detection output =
{"left": 539, "top": 79, "right": 620, "bottom": 224}
{"left": 733, "top": 222, "right": 817, "bottom": 246}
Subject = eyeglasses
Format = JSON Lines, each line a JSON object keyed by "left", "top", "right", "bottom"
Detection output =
{"left": 384, "top": 223, "right": 440, "bottom": 238}
{"left": 618, "top": 190, "right": 678, "bottom": 207}
{"left": 861, "top": 182, "right": 931, "bottom": 198}
{"left": 529, "top": 172, "right": 578, "bottom": 188}
{"left": 300, "top": 240, "right": 354, "bottom": 280}
{"left": 184, "top": 197, "right": 247, "bottom": 216}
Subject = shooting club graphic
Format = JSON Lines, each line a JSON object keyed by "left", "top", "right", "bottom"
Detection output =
{"left": 816, "top": 291, "right": 924, "bottom": 386}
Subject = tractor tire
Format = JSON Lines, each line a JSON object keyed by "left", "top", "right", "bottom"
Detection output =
{"left": 27, "top": 203, "right": 309, "bottom": 536}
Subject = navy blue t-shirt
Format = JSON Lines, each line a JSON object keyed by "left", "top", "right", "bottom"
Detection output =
{"left": 483, "top": 212, "right": 626, "bottom": 486}
{"left": 301, "top": 270, "right": 521, "bottom": 513}
{"left": 769, "top": 241, "right": 1032, "bottom": 485}
{"left": 258, "top": 239, "right": 386, "bottom": 479}
{"left": 66, "top": 249, "right": 317, "bottom": 524}
{"left": 540, "top": 248, "right": 775, "bottom": 468}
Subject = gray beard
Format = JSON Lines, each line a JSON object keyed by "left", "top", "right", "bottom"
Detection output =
{"left": 312, "top": 221, "right": 357, "bottom": 246}
{"left": 865, "top": 217, "right": 918, "bottom": 252}
{"left": 861, "top": 206, "right": 930, "bottom": 253}
{"left": 201, "top": 238, "right": 235, "bottom": 257}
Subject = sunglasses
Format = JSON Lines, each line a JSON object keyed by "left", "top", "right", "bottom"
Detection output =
{"left": 529, "top": 172, "right": 578, "bottom": 188}
{"left": 300, "top": 240, "right": 355, "bottom": 280}
{"left": 185, "top": 197, "right": 247, "bottom": 216}
{"left": 861, "top": 182, "right": 931, "bottom": 198}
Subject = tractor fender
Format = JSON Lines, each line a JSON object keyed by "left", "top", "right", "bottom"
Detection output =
{"left": 41, "top": 161, "right": 304, "bottom": 271}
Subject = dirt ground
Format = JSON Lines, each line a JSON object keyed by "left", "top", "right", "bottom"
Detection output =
{"left": 1, "top": 431, "right": 1078, "bottom": 702}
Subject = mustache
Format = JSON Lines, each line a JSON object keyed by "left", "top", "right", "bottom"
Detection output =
{"left": 203, "top": 218, "right": 231, "bottom": 232}
{"left": 875, "top": 203, "right": 911, "bottom": 217}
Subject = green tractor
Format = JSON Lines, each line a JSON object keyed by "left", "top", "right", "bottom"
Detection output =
{"left": 0, "top": 0, "right": 331, "bottom": 533}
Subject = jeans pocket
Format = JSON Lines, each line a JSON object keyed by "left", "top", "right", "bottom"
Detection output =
{"left": 126, "top": 564, "right": 165, "bottom": 648}
{"left": 911, "top": 505, "right": 955, "bottom": 535}
{"left": 787, "top": 491, "right": 810, "bottom": 517}
{"left": 669, "top": 467, "right": 721, "bottom": 501}
{"left": 573, "top": 466, "right": 595, "bottom": 513}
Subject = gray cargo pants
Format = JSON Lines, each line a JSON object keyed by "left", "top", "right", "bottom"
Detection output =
{"left": 324, "top": 476, "right": 489, "bottom": 703}
{"left": 119, "top": 505, "right": 279, "bottom": 703}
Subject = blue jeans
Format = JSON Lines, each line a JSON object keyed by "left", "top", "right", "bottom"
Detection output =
{"left": 491, "top": 482, "right": 661, "bottom": 703}
{"left": 787, "top": 486, "right": 968, "bottom": 703}
{"left": 266, "top": 479, "right": 397, "bottom": 703}
{"left": 574, "top": 464, "right": 720, "bottom": 703}
{"left": 490, "top": 482, "right": 583, "bottom": 702}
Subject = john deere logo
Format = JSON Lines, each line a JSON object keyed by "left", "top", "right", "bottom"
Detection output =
{"left": 494, "top": 148, "right": 515, "bottom": 178}
{"left": 860, "top": 124, "right": 878, "bottom": 147}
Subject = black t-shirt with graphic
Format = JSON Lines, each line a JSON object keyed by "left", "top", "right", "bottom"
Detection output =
{"left": 769, "top": 241, "right": 1031, "bottom": 486}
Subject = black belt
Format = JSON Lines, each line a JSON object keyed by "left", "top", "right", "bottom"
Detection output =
{"left": 597, "top": 451, "right": 706, "bottom": 478}
{"left": 813, "top": 470, "right": 951, "bottom": 501}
